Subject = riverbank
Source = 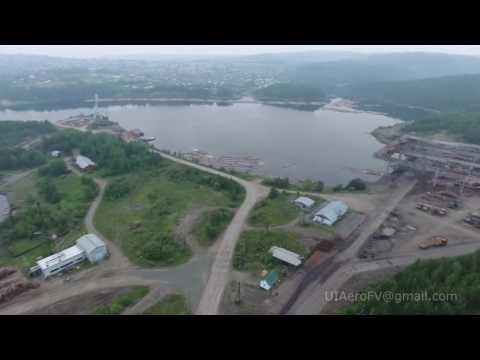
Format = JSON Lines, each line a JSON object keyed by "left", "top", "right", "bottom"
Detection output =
{"left": 370, "top": 123, "right": 405, "bottom": 145}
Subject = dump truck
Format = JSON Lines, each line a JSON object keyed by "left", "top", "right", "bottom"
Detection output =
{"left": 418, "top": 236, "right": 448, "bottom": 250}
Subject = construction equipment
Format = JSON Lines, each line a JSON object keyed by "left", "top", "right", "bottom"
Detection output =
{"left": 418, "top": 236, "right": 448, "bottom": 250}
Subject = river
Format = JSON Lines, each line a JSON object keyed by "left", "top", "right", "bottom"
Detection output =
{"left": 0, "top": 103, "right": 399, "bottom": 185}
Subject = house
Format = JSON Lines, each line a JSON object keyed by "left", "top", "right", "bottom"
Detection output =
{"left": 76, "top": 234, "right": 107, "bottom": 264}
{"left": 313, "top": 200, "right": 348, "bottom": 226}
{"left": 50, "top": 150, "right": 61, "bottom": 157}
{"left": 294, "top": 196, "right": 315, "bottom": 210}
{"left": 75, "top": 155, "right": 96, "bottom": 171}
{"left": 259, "top": 270, "right": 279, "bottom": 291}
{"left": 270, "top": 246, "right": 304, "bottom": 267}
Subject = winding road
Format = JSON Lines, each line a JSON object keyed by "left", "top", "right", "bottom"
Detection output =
{"left": 153, "top": 152, "right": 270, "bottom": 314}
{"left": 0, "top": 152, "right": 269, "bottom": 315}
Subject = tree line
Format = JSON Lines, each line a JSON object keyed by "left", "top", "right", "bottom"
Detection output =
{"left": 343, "top": 250, "right": 480, "bottom": 314}
{"left": 41, "top": 130, "right": 162, "bottom": 176}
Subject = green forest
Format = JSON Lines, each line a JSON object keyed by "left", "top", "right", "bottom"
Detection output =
{"left": 41, "top": 130, "right": 162, "bottom": 176}
{"left": 253, "top": 83, "right": 325, "bottom": 102}
{"left": 0, "top": 120, "right": 56, "bottom": 148}
{"left": 402, "top": 112, "right": 480, "bottom": 144}
{"left": 343, "top": 251, "right": 480, "bottom": 314}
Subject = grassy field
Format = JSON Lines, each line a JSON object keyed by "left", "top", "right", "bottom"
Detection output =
{"left": 95, "top": 162, "right": 244, "bottom": 267}
{"left": 3, "top": 172, "right": 38, "bottom": 208}
{"left": 249, "top": 193, "right": 302, "bottom": 227}
{"left": 193, "top": 208, "right": 234, "bottom": 247}
{"left": 143, "top": 293, "right": 191, "bottom": 315}
{"left": 233, "top": 229, "right": 308, "bottom": 274}
{"left": 0, "top": 169, "right": 97, "bottom": 270}
{"left": 94, "top": 286, "right": 149, "bottom": 315}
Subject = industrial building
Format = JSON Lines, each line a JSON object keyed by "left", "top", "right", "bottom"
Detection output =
{"left": 375, "top": 135, "right": 480, "bottom": 193}
{"left": 294, "top": 196, "right": 315, "bottom": 210}
{"left": 30, "top": 234, "right": 107, "bottom": 279}
{"left": 313, "top": 200, "right": 348, "bottom": 226}
{"left": 75, "top": 155, "right": 97, "bottom": 171}
{"left": 270, "top": 246, "right": 304, "bottom": 266}
{"left": 35, "top": 245, "right": 85, "bottom": 279}
{"left": 76, "top": 234, "right": 107, "bottom": 264}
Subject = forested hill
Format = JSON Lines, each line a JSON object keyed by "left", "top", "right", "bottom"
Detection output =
{"left": 0, "top": 120, "right": 56, "bottom": 148}
{"left": 342, "top": 74, "right": 480, "bottom": 114}
{"left": 253, "top": 83, "right": 326, "bottom": 102}
{"left": 289, "top": 53, "right": 480, "bottom": 88}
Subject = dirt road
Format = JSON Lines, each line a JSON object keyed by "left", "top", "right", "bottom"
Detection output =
{"left": 154, "top": 153, "right": 270, "bottom": 315}
{"left": 286, "top": 179, "right": 417, "bottom": 315}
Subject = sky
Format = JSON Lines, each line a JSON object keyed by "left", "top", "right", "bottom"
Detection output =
{"left": 0, "top": 45, "right": 480, "bottom": 58}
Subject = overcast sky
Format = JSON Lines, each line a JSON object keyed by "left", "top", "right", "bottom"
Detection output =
{"left": 1, "top": 45, "right": 480, "bottom": 58}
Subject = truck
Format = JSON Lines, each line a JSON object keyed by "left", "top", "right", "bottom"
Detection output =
{"left": 431, "top": 207, "right": 448, "bottom": 216}
{"left": 418, "top": 236, "right": 448, "bottom": 250}
{"left": 416, "top": 203, "right": 432, "bottom": 212}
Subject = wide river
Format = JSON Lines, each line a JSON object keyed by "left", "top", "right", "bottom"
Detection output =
{"left": 0, "top": 103, "right": 399, "bottom": 185}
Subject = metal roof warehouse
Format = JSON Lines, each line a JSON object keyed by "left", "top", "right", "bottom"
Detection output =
{"left": 313, "top": 200, "right": 348, "bottom": 226}
{"left": 270, "top": 246, "right": 304, "bottom": 266}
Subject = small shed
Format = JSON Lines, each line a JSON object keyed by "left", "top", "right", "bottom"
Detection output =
{"left": 50, "top": 150, "right": 61, "bottom": 157}
{"left": 294, "top": 196, "right": 315, "bottom": 210}
{"left": 259, "top": 270, "right": 279, "bottom": 291}
{"left": 76, "top": 234, "right": 107, "bottom": 264}
{"left": 270, "top": 246, "right": 304, "bottom": 267}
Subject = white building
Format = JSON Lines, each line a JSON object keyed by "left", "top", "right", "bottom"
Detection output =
{"left": 313, "top": 200, "right": 348, "bottom": 226}
{"left": 76, "top": 234, "right": 107, "bottom": 264}
{"left": 294, "top": 196, "right": 315, "bottom": 210}
{"left": 32, "top": 234, "right": 107, "bottom": 279}
{"left": 75, "top": 155, "right": 96, "bottom": 171}
{"left": 36, "top": 245, "right": 86, "bottom": 279}
{"left": 50, "top": 150, "right": 61, "bottom": 157}
{"left": 270, "top": 246, "right": 304, "bottom": 267}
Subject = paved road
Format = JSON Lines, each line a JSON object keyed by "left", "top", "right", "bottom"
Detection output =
{"left": 153, "top": 153, "right": 270, "bottom": 315}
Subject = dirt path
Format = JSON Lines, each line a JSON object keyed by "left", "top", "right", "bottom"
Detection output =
{"left": 0, "top": 169, "right": 35, "bottom": 190}
{"left": 154, "top": 153, "right": 270, "bottom": 315}
{"left": 66, "top": 159, "right": 131, "bottom": 270}
{"left": 122, "top": 286, "right": 170, "bottom": 315}
{"left": 286, "top": 179, "right": 418, "bottom": 315}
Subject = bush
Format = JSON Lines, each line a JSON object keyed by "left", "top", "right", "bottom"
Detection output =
{"left": 332, "top": 184, "right": 343, "bottom": 192}
{"left": 269, "top": 188, "right": 279, "bottom": 199}
{"left": 142, "top": 235, "right": 185, "bottom": 264}
{"left": 38, "top": 159, "right": 68, "bottom": 177}
{"left": 105, "top": 178, "right": 132, "bottom": 201}
{"left": 37, "top": 179, "right": 62, "bottom": 204}
{"left": 262, "top": 177, "right": 290, "bottom": 189}
{"left": 347, "top": 178, "right": 367, "bottom": 191}
{"left": 80, "top": 176, "right": 98, "bottom": 201}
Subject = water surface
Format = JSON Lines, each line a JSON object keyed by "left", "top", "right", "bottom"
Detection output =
{"left": 0, "top": 103, "right": 398, "bottom": 184}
